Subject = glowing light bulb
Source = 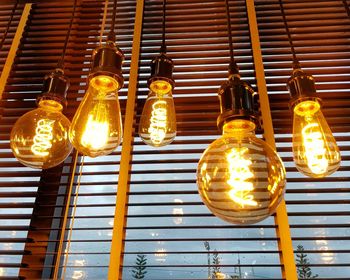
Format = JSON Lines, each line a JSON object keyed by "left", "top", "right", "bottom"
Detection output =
{"left": 11, "top": 99, "right": 72, "bottom": 169}
{"left": 288, "top": 68, "right": 341, "bottom": 178}
{"left": 69, "top": 75, "right": 122, "bottom": 157}
{"left": 197, "top": 119, "right": 286, "bottom": 224}
{"left": 292, "top": 100, "right": 340, "bottom": 177}
{"left": 139, "top": 80, "right": 176, "bottom": 147}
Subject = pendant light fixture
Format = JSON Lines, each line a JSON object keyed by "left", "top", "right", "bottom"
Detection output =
{"left": 69, "top": 0, "right": 124, "bottom": 157}
{"left": 196, "top": 0, "right": 286, "bottom": 224}
{"left": 279, "top": 0, "right": 341, "bottom": 178}
{"left": 138, "top": 0, "right": 176, "bottom": 147}
{"left": 10, "top": 0, "right": 76, "bottom": 169}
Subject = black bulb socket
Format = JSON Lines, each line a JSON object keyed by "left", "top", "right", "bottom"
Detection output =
{"left": 288, "top": 68, "right": 321, "bottom": 109}
{"left": 147, "top": 53, "right": 175, "bottom": 89}
{"left": 89, "top": 42, "right": 124, "bottom": 90}
{"left": 37, "top": 68, "right": 70, "bottom": 108}
{"left": 217, "top": 75, "right": 259, "bottom": 131}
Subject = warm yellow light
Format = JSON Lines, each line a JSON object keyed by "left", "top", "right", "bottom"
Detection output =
{"left": 149, "top": 80, "right": 172, "bottom": 96}
{"left": 197, "top": 119, "right": 286, "bottom": 224}
{"left": 69, "top": 75, "right": 122, "bottom": 157}
{"left": 293, "top": 100, "right": 340, "bottom": 178}
{"left": 139, "top": 81, "right": 176, "bottom": 147}
{"left": 226, "top": 147, "right": 257, "bottom": 207}
{"left": 10, "top": 99, "right": 72, "bottom": 169}
{"left": 81, "top": 107, "right": 109, "bottom": 150}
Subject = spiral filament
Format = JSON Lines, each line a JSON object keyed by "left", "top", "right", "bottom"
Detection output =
{"left": 148, "top": 100, "right": 167, "bottom": 145}
{"left": 226, "top": 147, "right": 257, "bottom": 207}
{"left": 31, "top": 119, "right": 55, "bottom": 157}
{"left": 302, "top": 122, "right": 328, "bottom": 175}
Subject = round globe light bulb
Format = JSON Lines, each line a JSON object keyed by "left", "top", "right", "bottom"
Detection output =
{"left": 10, "top": 99, "right": 72, "bottom": 169}
{"left": 197, "top": 119, "right": 286, "bottom": 224}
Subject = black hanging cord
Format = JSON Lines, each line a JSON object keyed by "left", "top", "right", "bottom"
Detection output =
{"left": 224, "top": 0, "right": 239, "bottom": 75}
{"left": 0, "top": 0, "right": 19, "bottom": 52}
{"left": 342, "top": 0, "right": 350, "bottom": 18}
{"left": 108, "top": 0, "right": 118, "bottom": 42}
{"left": 160, "top": 0, "right": 167, "bottom": 53}
{"left": 279, "top": 0, "right": 300, "bottom": 70}
{"left": 57, "top": 0, "right": 78, "bottom": 69}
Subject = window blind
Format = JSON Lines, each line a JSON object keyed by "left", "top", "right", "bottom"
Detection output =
{"left": 0, "top": 0, "right": 350, "bottom": 279}
{"left": 122, "top": 1, "right": 283, "bottom": 279}
{"left": 255, "top": 0, "right": 350, "bottom": 278}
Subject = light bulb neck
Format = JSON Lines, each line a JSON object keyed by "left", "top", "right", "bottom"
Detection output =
{"left": 217, "top": 76, "right": 258, "bottom": 131}
{"left": 148, "top": 53, "right": 175, "bottom": 90}
{"left": 89, "top": 43, "right": 124, "bottom": 90}
{"left": 37, "top": 68, "right": 69, "bottom": 108}
{"left": 223, "top": 119, "right": 256, "bottom": 136}
{"left": 288, "top": 68, "right": 322, "bottom": 109}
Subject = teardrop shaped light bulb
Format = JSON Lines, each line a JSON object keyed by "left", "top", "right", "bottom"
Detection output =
{"left": 69, "top": 75, "right": 122, "bottom": 157}
{"left": 292, "top": 100, "right": 340, "bottom": 177}
{"left": 139, "top": 80, "right": 176, "bottom": 147}
{"left": 69, "top": 42, "right": 124, "bottom": 157}
{"left": 288, "top": 68, "right": 341, "bottom": 178}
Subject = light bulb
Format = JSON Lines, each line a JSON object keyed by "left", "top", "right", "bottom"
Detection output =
{"left": 69, "top": 42, "right": 124, "bottom": 157}
{"left": 139, "top": 80, "right": 176, "bottom": 147}
{"left": 288, "top": 68, "right": 341, "bottom": 178}
{"left": 197, "top": 119, "right": 286, "bottom": 224}
{"left": 69, "top": 75, "right": 122, "bottom": 157}
{"left": 11, "top": 99, "right": 72, "bottom": 169}
{"left": 292, "top": 100, "right": 340, "bottom": 177}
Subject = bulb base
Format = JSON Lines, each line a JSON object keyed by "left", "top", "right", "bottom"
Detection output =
{"left": 37, "top": 68, "right": 69, "bottom": 107}
{"left": 89, "top": 42, "right": 124, "bottom": 89}
{"left": 217, "top": 76, "right": 258, "bottom": 131}
{"left": 288, "top": 68, "right": 321, "bottom": 108}
{"left": 148, "top": 53, "right": 175, "bottom": 89}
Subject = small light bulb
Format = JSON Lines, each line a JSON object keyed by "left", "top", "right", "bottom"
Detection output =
{"left": 139, "top": 80, "right": 176, "bottom": 147}
{"left": 197, "top": 119, "right": 286, "bottom": 224}
{"left": 69, "top": 75, "right": 122, "bottom": 157}
{"left": 288, "top": 68, "right": 341, "bottom": 178}
{"left": 292, "top": 100, "right": 340, "bottom": 177}
{"left": 10, "top": 99, "right": 72, "bottom": 169}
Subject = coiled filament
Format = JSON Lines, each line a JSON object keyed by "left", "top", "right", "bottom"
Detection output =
{"left": 149, "top": 100, "right": 167, "bottom": 145}
{"left": 31, "top": 119, "right": 54, "bottom": 157}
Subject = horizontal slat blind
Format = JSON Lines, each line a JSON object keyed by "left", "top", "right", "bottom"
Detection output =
{"left": 51, "top": 1, "right": 136, "bottom": 279}
{"left": 121, "top": 0, "right": 283, "bottom": 279}
{"left": 0, "top": 3, "right": 36, "bottom": 279}
{"left": 255, "top": 0, "right": 350, "bottom": 278}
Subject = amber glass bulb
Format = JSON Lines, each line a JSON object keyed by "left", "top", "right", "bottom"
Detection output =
{"left": 69, "top": 75, "right": 122, "bottom": 157}
{"left": 139, "top": 80, "right": 176, "bottom": 147}
{"left": 292, "top": 100, "right": 341, "bottom": 178}
{"left": 197, "top": 119, "right": 286, "bottom": 224}
{"left": 10, "top": 100, "right": 72, "bottom": 169}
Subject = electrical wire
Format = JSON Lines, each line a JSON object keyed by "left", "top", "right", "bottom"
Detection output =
{"left": 0, "top": 0, "right": 19, "bottom": 52}
{"left": 343, "top": 0, "right": 350, "bottom": 18}
{"left": 224, "top": 0, "right": 239, "bottom": 75}
{"left": 160, "top": 0, "right": 167, "bottom": 53}
{"left": 57, "top": 0, "right": 78, "bottom": 69}
{"left": 108, "top": 0, "right": 118, "bottom": 41}
{"left": 99, "top": 0, "right": 109, "bottom": 46}
{"left": 278, "top": 0, "right": 301, "bottom": 70}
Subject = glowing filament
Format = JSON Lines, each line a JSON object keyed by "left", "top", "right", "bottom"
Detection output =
{"left": 148, "top": 100, "right": 167, "bottom": 145}
{"left": 226, "top": 147, "right": 257, "bottom": 207}
{"left": 81, "top": 114, "right": 109, "bottom": 150}
{"left": 31, "top": 119, "right": 54, "bottom": 156}
{"left": 302, "top": 122, "right": 328, "bottom": 175}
